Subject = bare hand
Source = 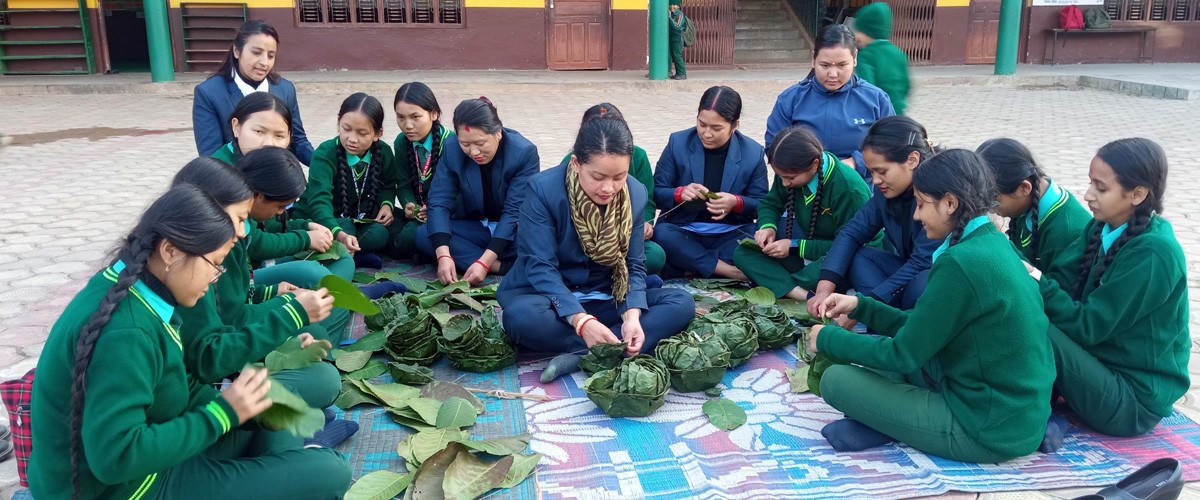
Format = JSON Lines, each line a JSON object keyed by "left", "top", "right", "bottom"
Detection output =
{"left": 620, "top": 311, "right": 645, "bottom": 356}
{"left": 306, "top": 224, "right": 334, "bottom": 253}
{"left": 807, "top": 281, "right": 837, "bottom": 317}
{"left": 462, "top": 259, "right": 489, "bottom": 285}
{"left": 296, "top": 332, "right": 331, "bottom": 358}
{"left": 436, "top": 248, "right": 458, "bottom": 285}
{"left": 294, "top": 287, "right": 334, "bottom": 323}
{"left": 580, "top": 320, "right": 621, "bottom": 348}
{"left": 375, "top": 205, "right": 395, "bottom": 226}
{"left": 679, "top": 183, "right": 708, "bottom": 203}
{"left": 706, "top": 193, "right": 739, "bottom": 220}
{"left": 819, "top": 293, "right": 858, "bottom": 320}
{"left": 222, "top": 366, "right": 272, "bottom": 424}
{"left": 417, "top": 205, "right": 427, "bottom": 223}
{"left": 404, "top": 202, "right": 418, "bottom": 220}
{"left": 644, "top": 223, "right": 655, "bottom": 240}
{"left": 276, "top": 281, "right": 300, "bottom": 296}
{"left": 754, "top": 227, "right": 776, "bottom": 248}
{"left": 336, "top": 232, "right": 361, "bottom": 253}
{"left": 762, "top": 239, "right": 791, "bottom": 259}
{"left": 808, "top": 324, "right": 823, "bottom": 354}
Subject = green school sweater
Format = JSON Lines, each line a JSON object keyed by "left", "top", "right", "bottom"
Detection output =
{"left": 210, "top": 142, "right": 314, "bottom": 262}
{"left": 293, "top": 137, "right": 398, "bottom": 236}
{"left": 1011, "top": 186, "right": 1091, "bottom": 286}
{"left": 394, "top": 125, "right": 454, "bottom": 208}
{"left": 757, "top": 152, "right": 872, "bottom": 260}
{"left": 30, "top": 266, "right": 237, "bottom": 499}
{"left": 560, "top": 145, "right": 657, "bottom": 223}
{"left": 211, "top": 142, "right": 238, "bottom": 165}
{"left": 1039, "top": 216, "right": 1190, "bottom": 418}
{"left": 856, "top": 40, "right": 910, "bottom": 115}
{"left": 818, "top": 223, "right": 1054, "bottom": 459}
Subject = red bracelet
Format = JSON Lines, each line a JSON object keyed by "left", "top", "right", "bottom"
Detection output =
{"left": 473, "top": 259, "right": 489, "bottom": 271}
{"left": 576, "top": 316, "right": 598, "bottom": 337}
{"left": 674, "top": 186, "right": 684, "bottom": 204}
{"left": 437, "top": 255, "right": 453, "bottom": 261}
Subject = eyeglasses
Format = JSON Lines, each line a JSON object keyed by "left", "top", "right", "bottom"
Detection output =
{"left": 200, "top": 255, "right": 227, "bottom": 284}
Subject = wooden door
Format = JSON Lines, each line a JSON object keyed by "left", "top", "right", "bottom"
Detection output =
{"left": 966, "top": 0, "right": 1001, "bottom": 64}
{"left": 547, "top": 0, "right": 609, "bottom": 70}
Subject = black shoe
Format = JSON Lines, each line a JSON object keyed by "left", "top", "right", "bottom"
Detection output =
{"left": 1072, "top": 458, "right": 1184, "bottom": 500}
{"left": 0, "top": 424, "right": 9, "bottom": 441}
{"left": 671, "top": 74, "right": 687, "bottom": 80}
{"left": 0, "top": 439, "right": 12, "bottom": 463}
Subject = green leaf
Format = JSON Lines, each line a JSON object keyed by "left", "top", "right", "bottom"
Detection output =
{"left": 256, "top": 378, "right": 326, "bottom": 437}
{"left": 446, "top": 293, "right": 486, "bottom": 312}
{"left": 353, "top": 271, "right": 379, "bottom": 284}
{"left": 345, "top": 470, "right": 412, "bottom": 500}
{"left": 738, "top": 238, "right": 762, "bottom": 251}
{"left": 420, "top": 381, "right": 485, "bottom": 413}
{"left": 388, "top": 362, "right": 435, "bottom": 385}
{"left": 389, "top": 407, "right": 438, "bottom": 432}
{"left": 435, "top": 397, "right": 478, "bottom": 429}
{"left": 320, "top": 274, "right": 382, "bottom": 315}
{"left": 336, "top": 350, "right": 374, "bottom": 372}
{"left": 703, "top": 398, "right": 747, "bottom": 431}
{"left": 456, "top": 434, "right": 531, "bottom": 456}
{"left": 408, "top": 428, "right": 467, "bottom": 467}
{"left": 442, "top": 451, "right": 513, "bottom": 500}
{"left": 355, "top": 380, "right": 422, "bottom": 408}
{"left": 785, "top": 366, "right": 811, "bottom": 393}
{"left": 265, "top": 336, "right": 332, "bottom": 373}
{"left": 336, "top": 381, "right": 380, "bottom": 410}
{"left": 776, "top": 298, "right": 817, "bottom": 324}
{"left": 409, "top": 442, "right": 464, "bottom": 499}
{"left": 375, "top": 272, "right": 430, "bottom": 294}
{"left": 298, "top": 241, "right": 350, "bottom": 261}
{"left": 345, "top": 359, "right": 389, "bottom": 380}
{"left": 745, "top": 286, "right": 776, "bottom": 306}
{"left": 408, "top": 397, "right": 443, "bottom": 425}
{"left": 345, "top": 330, "right": 388, "bottom": 353}
{"left": 702, "top": 190, "right": 720, "bottom": 200}
{"left": 704, "top": 386, "right": 723, "bottom": 398}
{"left": 499, "top": 453, "right": 543, "bottom": 489}
{"left": 354, "top": 217, "right": 377, "bottom": 224}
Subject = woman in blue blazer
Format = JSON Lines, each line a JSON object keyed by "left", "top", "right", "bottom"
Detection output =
{"left": 654, "top": 86, "right": 768, "bottom": 281}
{"left": 192, "top": 20, "right": 313, "bottom": 165}
{"left": 499, "top": 116, "right": 695, "bottom": 382}
{"left": 416, "top": 97, "right": 540, "bottom": 285}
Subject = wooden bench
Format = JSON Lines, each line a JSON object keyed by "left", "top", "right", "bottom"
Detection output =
{"left": 1045, "top": 27, "right": 1157, "bottom": 65}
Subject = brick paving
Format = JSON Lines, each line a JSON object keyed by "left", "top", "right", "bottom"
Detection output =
{"left": 1, "top": 74, "right": 1198, "bottom": 499}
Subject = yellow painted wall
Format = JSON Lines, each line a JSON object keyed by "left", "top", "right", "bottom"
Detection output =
{"left": 463, "top": 0, "right": 543, "bottom": 7}
{"left": 613, "top": 0, "right": 647, "bottom": 10}
{"left": 936, "top": 0, "right": 970, "bottom": 6}
{"left": 9, "top": 0, "right": 97, "bottom": 9}
{"left": 10, "top": 0, "right": 641, "bottom": 10}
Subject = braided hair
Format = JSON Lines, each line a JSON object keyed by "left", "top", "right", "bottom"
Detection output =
{"left": 977, "top": 138, "right": 1045, "bottom": 255}
{"left": 394, "top": 82, "right": 444, "bottom": 205}
{"left": 912, "top": 149, "right": 997, "bottom": 246}
{"left": 332, "top": 92, "right": 386, "bottom": 218}
{"left": 1071, "top": 138, "right": 1167, "bottom": 297}
{"left": 69, "top": 185, "right": 235, "bottom": 498}
{"left": 765, "top": 125, "right": 825, "bottom": 240}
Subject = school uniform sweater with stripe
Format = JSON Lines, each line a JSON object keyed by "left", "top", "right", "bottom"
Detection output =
{"left": 210, "top": 142, "right": 315, "bottom": 262}
{"left": 293, "top": 137, "right": 398, "bottom": 237}
{"left": 395, "top": 125, "right": 455, "bottom": 208}
{"left": 561, "top": 146, "right": 657, "bottom": 223}
{"left": 1039, "top": 216, "right": 1190, "bottom": 418}
{"left": 1010, "top": 180, "right": 1091, "bottom": 286}
{"left": 177, "top": 235, "right": 312, "bottom": 384}
{"left": 30, "top": 265, "right": 238, "bottom": 500}
{"left": 756, "top": 152, "right": 872, "bottom": 260}
{"left": 818, "top": 222, "right": 1055, "bottom": 459}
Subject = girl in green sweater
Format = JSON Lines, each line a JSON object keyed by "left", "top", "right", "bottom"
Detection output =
{"left": 294, "top": 92, "right": 400, "bottom": 268}
{"left": 978, "top": 138, "right": 1091, "bottom": 286}
{"left": 1033, "top": 138, "right": 1190, "bottom": 437}
{"left": 30, "top": 185, "right": 350, "bottom": 499}
{"left": 734, "top": 125, "right": 872, "bottom": 299}
{"left": 809, "top": 149, "right": 1056, "bottom": 463}
{"left": 391, "top": 82, "right": 453, "bottom": 259}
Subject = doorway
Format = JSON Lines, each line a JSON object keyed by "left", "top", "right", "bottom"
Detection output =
{"left": 103, "top": 0, "right": 150, "bottom": 73}
{"left": 966, "top": 0, "right": 1001, "bottom": 64}
{"left": 547, "top": 0, "right": 610, "bottom": 70}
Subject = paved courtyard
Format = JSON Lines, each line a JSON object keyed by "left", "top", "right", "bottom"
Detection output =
{"left": 0, "top": 73, "right": 1198, "bottom": 499}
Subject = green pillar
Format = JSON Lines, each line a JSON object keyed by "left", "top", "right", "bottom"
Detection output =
{"left": 648, "top": 0, "right": 668, "bottom": 80}
{"left": 994, "top": 0, "right": 1022, "bottom": 75}
{"left": 144, "top": 0, "right": 175, "bottom": 82}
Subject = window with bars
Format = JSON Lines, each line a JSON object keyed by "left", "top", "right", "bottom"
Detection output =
{"left": 1102, "top": 0, "right": 1198, "bottom": 20}
{"left": 298, "top": 0, "right": 462, "bottom": 25}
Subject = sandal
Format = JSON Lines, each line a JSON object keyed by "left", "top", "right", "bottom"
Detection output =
{"left": 1072, "top": 458, "right": 1184, "bottom": 500}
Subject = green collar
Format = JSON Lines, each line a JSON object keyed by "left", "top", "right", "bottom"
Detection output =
{"left": 802, "top": 152, "right": 836, "bottom": 204}
{"left": 346, "top": 150, "right": 372, "bottom": 167}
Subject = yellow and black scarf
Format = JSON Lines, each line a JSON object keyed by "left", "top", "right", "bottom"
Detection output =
{"left": 566, "top": 167, "right": 633, "bottom": 302}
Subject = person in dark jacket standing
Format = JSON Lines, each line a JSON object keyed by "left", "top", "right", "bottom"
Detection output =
{"left": 853, "top": 2, "right": 910, "bottom": 115}
{"left": 668, "top": 0, "right": 687, "bottom": 80}
{"left": 765, "top": 24, "right": 894, "bottom": 180}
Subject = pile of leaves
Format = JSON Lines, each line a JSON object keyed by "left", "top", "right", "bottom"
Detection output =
{"left": 751, "top": 304, "right": 801, "bottom": 351}
{"left": 583, "top": 355, "right": 670, "bottom": 418}
{"left": 687, "top": 299, "right": 759, "bottom": 367}
{"left": 578, "top": 342, "right": 626, "bottom": 374}
{"left": 383, "top": 297, "right": 442, "bottom": 366}
{"left": 436, "top": 307, "right": 517, "bottom": 373}
{"left": 655, "top": 331, "right": 731, "bottom": 393}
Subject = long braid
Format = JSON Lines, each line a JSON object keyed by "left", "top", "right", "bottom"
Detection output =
{"left": 421, "top": 124, "right": 444, "bottom": 205}
{"left": 69, "top": 235, "right": 155, "bottom": 499}
{"left": 1071, "top": 224, "right": 1104, "bottom": 299}
{"left": 360, "top": 140, "right": 384, "bottom": 215}
{"left": 1090, "top": 210, "right": 1151, "bottom": 290}
{"left": 406, "top": 135, "right": 423, "bottom": 204}
{"left": 806, "top": 158, "right": 825, "bottom": 239}
{"left": 783, "top": 191, "right": 796, "bottom": 241}
{"left": 1025, "top": 178, "right": 1042, "bottom": 257}
{"left": 332, "top": 141, "right": 355, "bottom": 218}
{"left": 948, "top": 215, "right": 968, "bottom": 247}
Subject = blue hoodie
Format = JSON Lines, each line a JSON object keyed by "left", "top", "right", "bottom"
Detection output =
{"left": 765, "top": 75, "right": 895, "bottom": 175}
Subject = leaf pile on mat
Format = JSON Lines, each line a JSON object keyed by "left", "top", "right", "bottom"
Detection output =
{"left": 687, "top": 299, "right": 759, "bottom": 367}
{"left": 296, "top": 241, "right": 350, "bottom": 261}
{"left": 384, "top": 296, "right": 441, "bottom": 366}
{"left": 688, "top": 278, "right": 751, "bottom": 291}
{"left": 744, "top": 286, "right": 776, "bottom": 306}
{"left": 751, "top": 304, "right": 801, "bottom": 350}
{"left": 703, "top": 397, "right": 747, "bottom": 431}
{"left": 578, "top": 342, "right": 627, "bottom": 374}
{"left": 655, "top": 330, "right": 731, "bottom": 393}
{"left": 389, "top": 362, "right": 435, "bottom": 385}
{"left": 775, "top": 298, "right": 818, "bottom": 324}
{"left": 365, "top": 294, "right": 410, "bottom": 331}
{"left": 435, "top": 307, "right": 517, "bottom": 373}
{"left": 583, "top": 355, "right": 670, "bottom": 418}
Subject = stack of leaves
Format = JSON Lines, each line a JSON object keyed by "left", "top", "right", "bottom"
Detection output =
{"left": 365, "top": 293, "right": 409, "bottom": 331}
{"left": 751, "top": 304, "right": 801, "bottom": 351}
{"left": 787, "top": 319, "right": 847, "bottom": 397}
{"left": 655, "top": 331, "right": 731, "bottom": 393}
{"left": 578, "top": 342, "right": 626, "bottom": 374}
{"left": 687, "top": 299, "right": 759, "bottom": 367}
{"left": 384, "top": 296, "right": 441, "bottom": 366}
{"left": 583, "top": 355, "right": 670, "bottom": 418}
{"left": 436, "top": 309, "right": 517, "bottom": 373}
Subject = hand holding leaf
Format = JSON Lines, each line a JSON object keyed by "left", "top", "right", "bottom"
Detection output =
{"left": 221, "top": 366, "right": 273, "bottom": 425}
{"left": 293, "top": 287, "right": 334, "bottom": 323}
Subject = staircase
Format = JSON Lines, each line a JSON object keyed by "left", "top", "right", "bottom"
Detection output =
{"left": 735, "top": 0, "right": 811, "bottom": 65}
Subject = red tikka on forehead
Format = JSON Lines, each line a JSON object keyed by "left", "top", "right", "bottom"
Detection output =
{"left": 465, "top": 125, "right": 470, "bottom": 132}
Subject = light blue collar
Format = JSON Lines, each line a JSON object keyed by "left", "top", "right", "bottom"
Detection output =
{"left": 1101, "top": 222, "right": 1128, "bottom": 253}
{"left": 931, "top": 215, "right": 991, "bottom": 263}
{"left": 1023, "top": 178, "right": 1066, "bottom": 231}
{"left": 111, "top": 260, "right": 175, "bottom": 325}
{"left": 418, "top": 132, "right": 434, "bottom": 152}
{"left": 346, "top": 150, "right": 372, "bottom": 167}
{"left": 803, "top": 152, "right": 835, "bottom": 199}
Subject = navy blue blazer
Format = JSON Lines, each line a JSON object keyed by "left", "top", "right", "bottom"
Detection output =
{"left": 819, "top": 186, "right": 943, "bottom": 302}
{"left": 498, "top": 163, "right": 649, "bottom": 318}
{"left": 192, "top": 75, "right": 314, "bottom": 165}
{"left": 653, "top": 128, "right": 768, "bottom": 226}
{"left": 426, "top": 127, "right": 540, "bottom": 256}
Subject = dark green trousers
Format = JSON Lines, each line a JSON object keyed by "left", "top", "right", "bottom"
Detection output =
{"left": 645, "top": 240, "right": 666, "bottom": 276}
{"left": 336, "top": 217, "right": 398, "bottom": 254}
{"left": 1048, "top": 324, "right": 1162, "bottom": 436}
{"left": 733, "top": 246, "right": 822, "bottom": 298}
{"left": 389, "top": 218, "right": 424, "bottom": 260}
{"left": 274, "top": 360, "right": 342, "bottom": 410}
{"left": 820, "top": 364, "right": 1013, "bottom": 463}
{"left": 669, "top": 36, "right": 686, "bottom": 77}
